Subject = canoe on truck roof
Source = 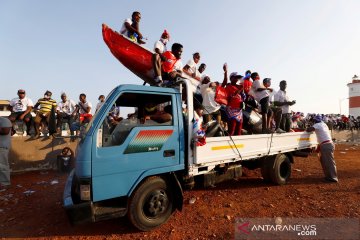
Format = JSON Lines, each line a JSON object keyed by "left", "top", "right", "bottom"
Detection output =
{"left": 102, "top": 24, "right": 157, "bottom": 85}
{"left": 102, "top": 24, "right": 200, "bottom": 90}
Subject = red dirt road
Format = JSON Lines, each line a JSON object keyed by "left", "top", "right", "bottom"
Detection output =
{"left": 0, "top": 143, "right": 359, "bottom": 239}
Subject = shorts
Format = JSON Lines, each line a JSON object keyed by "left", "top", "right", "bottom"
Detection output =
{"left": 203, "top": 109, "right": 221, "bottom": 123}
{"left": 34, "top": 111, "right": 51, "bottom": 124}
{"left": 259, "top": 96, "right": 270, "bottom": 114}
{"left": 8, "top": 111, "right": 32, "bottom": 121}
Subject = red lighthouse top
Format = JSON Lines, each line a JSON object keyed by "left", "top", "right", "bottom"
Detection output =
{"left": 352, "top": 75, "right": 360, "bottom": 83}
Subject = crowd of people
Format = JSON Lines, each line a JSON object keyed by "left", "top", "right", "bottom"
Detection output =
{"left": 7, "top": 89, "right": 99, "bottom": 138}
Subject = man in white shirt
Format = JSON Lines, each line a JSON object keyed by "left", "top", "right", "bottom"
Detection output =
{"left": 56, "top": 93, "right": 76, "bottom": 135}
{"left": 8, "top": 89, "right": 34, "bottom": 136}
{"left": 183, "top": 52, "right": 201, "bottom": 81}
{"left": 119, "top": 11, "right": 145, "bottom": 44}
{"left": 273, "top": 80, "right": 296, "bottom": 132}
{"left": 199, "top": 76, "right": 221, "bottom": 124}
{"left": 250, "top": 73, "right": 273, "bottom": 133}
{"left": 152, "top": 30, "right": 170, "bottom": 85}
{"left": 306, "top": 115, "right": 338, "bottom": 182}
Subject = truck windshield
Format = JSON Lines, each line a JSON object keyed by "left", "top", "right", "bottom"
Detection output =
{"left": 99, "top": 92, "right": 173, "bottom": 147}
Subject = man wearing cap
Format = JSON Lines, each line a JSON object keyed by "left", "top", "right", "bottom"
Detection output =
{"left": 0, "top": 117, "right": 12, "bottom": 188}
{"left": 33, "top": 90, "right": 57, "bottom": 138}
{"left": 221, "top": 64, "right": 244, "bottom": 136}
{"left": 306, "top": 115, "right": 338, "bottom": 182}
{"left": 152, "top": 30, "right": 170, "bottom": 85}
{"left": 56, "top": 93, "right": 76, "bottom": 136}
{"left": 8, "top": 89, "right": 34, "bottom": 136}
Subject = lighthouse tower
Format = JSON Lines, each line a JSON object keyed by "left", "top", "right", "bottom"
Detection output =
{"left": 348, "top": 75, "right": 360, "bottom": 117}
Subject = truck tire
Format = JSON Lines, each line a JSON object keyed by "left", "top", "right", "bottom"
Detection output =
{"left": 269, "top": 154, "right": 291, "bottom": 185}
{"left": 128, "top": 176, "right": 173, "bottom": 231}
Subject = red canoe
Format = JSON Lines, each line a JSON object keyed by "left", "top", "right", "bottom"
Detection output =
{"left": 102, "top": 24, "right": 200, "bottom": 90}
{"left": 102, "top": 24, "right": 156, "bottom": 85}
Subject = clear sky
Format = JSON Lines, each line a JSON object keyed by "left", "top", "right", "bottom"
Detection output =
{"left": 1, "top": 0, "right": 359, "bottom": 115}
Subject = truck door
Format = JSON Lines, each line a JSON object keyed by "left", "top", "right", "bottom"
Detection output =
{"left": 91, "top": 92, "right": 181, "bottom": 202}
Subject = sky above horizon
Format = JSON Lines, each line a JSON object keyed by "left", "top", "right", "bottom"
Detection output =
{"left": 1, "top": 0, "right": 359, "bottom": 115}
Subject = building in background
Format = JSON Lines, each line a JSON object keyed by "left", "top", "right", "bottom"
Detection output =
{"left": 0, "top": 100, "right": 10, "bottom": 117}
{"left": 348, "top": 75, "right": 360, "bottom": 117}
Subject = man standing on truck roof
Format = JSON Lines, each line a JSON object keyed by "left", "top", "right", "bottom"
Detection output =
{"left": 306, "top": 115, "right": 338, "bottom": 183}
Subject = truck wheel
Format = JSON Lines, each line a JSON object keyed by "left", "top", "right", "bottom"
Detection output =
{"left": 128, "top": 176, "right": 173, "bottom": 231}
{"left": 261, "top": 156, "right": 274, "bottom": 182}
{"left": 269, "top": 154, "right": 291, "bottom": 185}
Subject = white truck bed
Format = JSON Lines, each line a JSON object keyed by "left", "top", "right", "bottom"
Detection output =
{"left": 188, "top": 131, "right": 318, "bottom": 176}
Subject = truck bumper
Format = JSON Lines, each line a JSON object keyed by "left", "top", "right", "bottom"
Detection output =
{"left": 63, "top": 169, "right": 94, "bottom": 225}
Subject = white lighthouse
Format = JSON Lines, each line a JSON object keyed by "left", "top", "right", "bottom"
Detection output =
{"left": 347, "top": 75, "right": 360, "bottom": 117}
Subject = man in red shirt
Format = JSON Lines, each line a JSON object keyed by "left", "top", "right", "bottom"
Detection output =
{"left": 221, "top": 64, "right": 244, "bottom": 136}
{"left": 153, "top": 43, "right": 183, "bottom": 86}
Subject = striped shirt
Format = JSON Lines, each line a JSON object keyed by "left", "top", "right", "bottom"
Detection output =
{"left": 36, "top": 98, "right": 57, "bottom": 113}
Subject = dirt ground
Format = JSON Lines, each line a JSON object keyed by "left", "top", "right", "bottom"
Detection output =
{"left": 1, "top": 140, "right": 359, "bottom": 239}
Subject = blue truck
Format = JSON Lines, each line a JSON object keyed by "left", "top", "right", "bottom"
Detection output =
{"left": 63, "top": 81, "right": 317, "bottom": 231}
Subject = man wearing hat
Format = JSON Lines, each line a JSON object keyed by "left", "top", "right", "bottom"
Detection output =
{"left": 8, "top": 89, "right": 34, "bottom": 136}
{"left": 56, "top": 93, "right": 76, "bottom": 136}
{"left": 221, "top": 64, "right": 244, "bottom": 136}
{"left": 306, "top": 115, "right": 338, "bottom": 182}
{"left": 152, "top": 30, "right": 170, "bottom": 85}
{"left": 33, "top": 90, "right": 57, "bottom": 138}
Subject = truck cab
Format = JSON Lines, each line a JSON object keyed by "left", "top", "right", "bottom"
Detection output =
{"left": 64, "top": 84, "right": 187, "bottom": 231}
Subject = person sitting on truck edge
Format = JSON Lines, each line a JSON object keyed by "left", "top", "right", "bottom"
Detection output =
{"left": 152, "top": 30, "right": 170, "bottom": 85}
{"left": 250, "top": 73, "right": 273, "bottom": 134}
{"left": 119, "top": 11, "right": 145, "bottom": 44}
{"left": 221, "top": 64, "right": 244, "bottom": 136}
{"left": 153, "top": 43, "right": 183, "bottom": 86}
{"left": 273, "top": 80, "right": 296, "bottom": 133}
{"left": 306, "top": 115, "right": 338, "bottom": 183}
{"left": 142, "top": 102, "right": 172, "bottom": 125}
{"left": 8, "top": 89, "right": 34, "bottom": 136}
{"left": 33, "top": 90, "right": 57, "bottom": 139}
